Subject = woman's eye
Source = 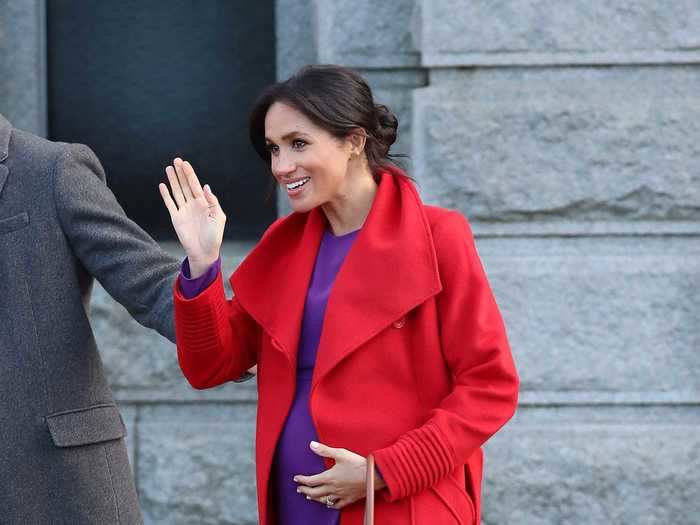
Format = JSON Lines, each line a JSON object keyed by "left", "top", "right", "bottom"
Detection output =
{"left": 266, "top": 144, "right": 279, "bottom": 155}
{"left": 292, "top": 139, "right": 307, "bottom": 150}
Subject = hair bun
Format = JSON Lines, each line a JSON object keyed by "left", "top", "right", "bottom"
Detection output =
{"left": 374, "top": 104, "right": 398, "bottom": 151}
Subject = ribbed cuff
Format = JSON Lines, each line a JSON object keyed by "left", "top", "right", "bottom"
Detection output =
{"left": 372, "top": 423, "right": 455, "bottom": 502}
{"left": 174, "top": 271, "right": 228, "bottom": 354}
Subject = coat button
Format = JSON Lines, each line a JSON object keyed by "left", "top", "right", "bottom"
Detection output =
{"left": 392, "top": 317, "right": 406, "bottom": 329}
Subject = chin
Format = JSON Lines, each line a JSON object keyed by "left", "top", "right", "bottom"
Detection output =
{"left": 288, "top": 197, "right": 318, "bottom": 214}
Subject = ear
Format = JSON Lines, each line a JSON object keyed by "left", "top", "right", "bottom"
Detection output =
{"left": 347, "top": 128, "right": 367, "bottom": 157}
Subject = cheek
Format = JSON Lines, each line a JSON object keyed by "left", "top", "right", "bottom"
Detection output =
{"left": 322, "top": 153, "right": 350, "bottom": 181}
{"left": 309, "top": 159, "right": 342, "bottom": 184}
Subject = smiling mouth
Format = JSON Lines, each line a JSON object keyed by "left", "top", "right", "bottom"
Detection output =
{"left": 286, "top": 177, "right": 310, "bottom": 191}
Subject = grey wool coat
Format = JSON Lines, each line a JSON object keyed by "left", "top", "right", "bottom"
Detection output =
{"left": 0, "top": 114, "right": 180, "bottom": 524}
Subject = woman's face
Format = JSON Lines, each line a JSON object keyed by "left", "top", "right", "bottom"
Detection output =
{"left": 265, "top": 102, "right": 354, "bottom": 213}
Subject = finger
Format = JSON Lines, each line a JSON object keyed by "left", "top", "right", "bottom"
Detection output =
{"left": 325, "top": 496, "right": 348, "bottom": 509}
{"left": 173, "top": 158, "right": 194, "bottom": 200}
{"left": 309, "top": 441, "right": 343, "bottom": 460}
{"left": 166, "top": 166, "right": 186, "bottom": 207}
{"left": 182, "top": 160, "right": 204, "bottom": 199}
{"left": 203, "top": 184, "right": 218, "bottom": 206}
{"left": 334, "top": 498, "right": 349, "bottom": 510}
{"left": 158, "top": 183, "right": 178, "bottom": 216}
{"left": 305, "top": 493, "right": 346, "bottom": 510}
{"left": 203, "top": 185, "right": 223, "bottom": 216}
{"left": 296, "top": 484, "right": 332, "bottom": 499}
{"left": 294, "top": 470, "right": 329, "bottom": 487}
{"left": 204, "top": 184, "right": 221, "bottom": 210}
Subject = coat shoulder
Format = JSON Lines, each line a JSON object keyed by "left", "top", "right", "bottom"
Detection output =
{"left": 9, "top": 129, "right": 103, "bottom": 184}
{"left": 10, "top": 128, "right": 66, "bottom": 167}
{"left": 423, "top": 205, "right": 474, "bottom": 245}
{"left": 422, "top": 205, "right": 482, "bottom": 280}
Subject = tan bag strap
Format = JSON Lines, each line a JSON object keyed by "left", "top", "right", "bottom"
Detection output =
{"left": 364, "top": 454, "right": 375, "bottom": 525}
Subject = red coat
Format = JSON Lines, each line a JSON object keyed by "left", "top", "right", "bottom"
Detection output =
{"left": 174, "top": 168, "right": 519, "bottom": 525}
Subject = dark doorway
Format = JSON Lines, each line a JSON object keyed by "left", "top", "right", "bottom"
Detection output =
{"left": 47, "top": 0, "right": 276, "bottom": 240}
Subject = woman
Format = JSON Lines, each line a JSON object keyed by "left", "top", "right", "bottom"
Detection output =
{"left": 159, "top": 65, "right": 518, "bottom": 525}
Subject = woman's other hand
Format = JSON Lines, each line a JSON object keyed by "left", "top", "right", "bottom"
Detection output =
{"left": 159, "top": 158, "right": 226, "bottom": 277}
{"left": 293, "top": 441, "right": 386, "bottom": 510}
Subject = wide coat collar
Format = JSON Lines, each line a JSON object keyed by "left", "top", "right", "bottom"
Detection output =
{"left": 231, "top": 167, "right": 443, "bottom": 388}
{"left": 0, "top": 114, "right": 11, "bottom": 197}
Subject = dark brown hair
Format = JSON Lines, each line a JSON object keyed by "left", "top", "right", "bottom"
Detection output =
{"left": 249, "top": 64, "right": 401, "bottom": 176}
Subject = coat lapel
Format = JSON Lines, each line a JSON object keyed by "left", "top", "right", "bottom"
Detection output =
{"left": 0, "top": 115, "right": 11, "bottom": 198}
{"left": 230, "top": 168, "right": 443, "bottom": 385}
{"left": 311, "top": 169, "right": 442, "bottom": 389}
{"left": 230, "top": 206, "right": 325, "bottom": 363}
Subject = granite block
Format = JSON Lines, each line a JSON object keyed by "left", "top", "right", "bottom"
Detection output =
{"left": 422, "top": 0, "right": 700, "bottom": 66}
{"left": 137, "top": 405, "right": 258, "bottom": 525}
{"left": 413, "top": 67, "right": 700, "bottom": 222}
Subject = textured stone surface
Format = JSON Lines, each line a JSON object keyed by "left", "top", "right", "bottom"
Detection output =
{"left": 276, "top": 0, "right": 317, "bottom": 80}
{"left": 470, "top": 220, "right": 700, "bottom": 238}
{"left": 92, "top": 289, "right": 182, "bottom": 389}
{"left": 137, "top": 405, "right": 257, "bottom": 525}
{"left": 94, "top": 242, "right": 255, "bottom": 397}
{"left": 413, "top": 67, "right": 700, "bottom": 222}
{"left": 119, "top": 404, "right": 138, "bottom": 470}
{"left": 316, "top": 0, "right": 419, "bottom": 67}
{"left": 0, "top": 0, "right": 46, "bottom": 135}
{"left": 422, "top": 0, "right": 700, "bottom": 66}
{"left": 483, "top": 410, "right": 700, "bottom": 524}
{"left": 476, "top": 235, "right": 700, "bottom": 394}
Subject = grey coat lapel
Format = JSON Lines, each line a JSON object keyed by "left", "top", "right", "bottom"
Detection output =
{"left": 0, "top": 114, "right": 11, "bottom": 196}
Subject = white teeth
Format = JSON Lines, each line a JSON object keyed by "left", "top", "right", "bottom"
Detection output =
{"left": 287, "top": 177, "right": 310, "bottom": 190}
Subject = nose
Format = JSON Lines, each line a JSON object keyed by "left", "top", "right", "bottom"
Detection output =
{"left": 272, "top": 152, "right": 295, "bottom": 179}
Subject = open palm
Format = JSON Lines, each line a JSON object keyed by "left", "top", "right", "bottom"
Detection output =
{"left": 159, "top": 158, "right": 226, "bottom": 275}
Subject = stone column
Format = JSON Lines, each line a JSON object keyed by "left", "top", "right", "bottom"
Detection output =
{"left": 417, "top": 1, "right": 700, "bottom": 523}
{"left": 0, "top": 0, "right": 47, "bottom": 136}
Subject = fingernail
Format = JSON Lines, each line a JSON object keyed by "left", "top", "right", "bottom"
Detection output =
{"left": 306, "top": 496, "right": 311, "bottom": 500}
{"left": 204, "top": 184, "right": 211, "bottom": 192}
{"left": 293, "top": 476, "right": 298, "bottom": 482}
{"left": 296, "top": 487, "right": 301, "bottom": 493}
{"left": 310, "top": 441, "right": 319, "bottom": 449}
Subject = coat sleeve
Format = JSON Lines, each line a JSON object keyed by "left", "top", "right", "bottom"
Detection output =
{"left": 53, "top": 143, "right": 180, "bottom": 342}
{"left": 372, "top": 211, "right": 519, "bottom": 501}
{"left": 174, "top": 271, "right": 259, "bottom": 389}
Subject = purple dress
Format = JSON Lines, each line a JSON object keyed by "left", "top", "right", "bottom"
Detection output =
{"left": 179, "top": 228, "right": 359, "bottom": 525}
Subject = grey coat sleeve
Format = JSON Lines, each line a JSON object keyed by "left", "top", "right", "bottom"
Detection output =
{"left": 53, "top": 143, "right": 180, "bottom": 343}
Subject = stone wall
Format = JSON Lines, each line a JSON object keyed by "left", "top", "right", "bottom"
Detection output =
{"left": 267, "top": 1, "right": 700, "bottom": 523}
{"left": 93, "top": 242, "right": 260, "bottom": 525}
{"left": 0, "top": 0, "right": 46, "bottom": 135}
{"left": 2, "top": 1, "right": 699, "bottom": 523}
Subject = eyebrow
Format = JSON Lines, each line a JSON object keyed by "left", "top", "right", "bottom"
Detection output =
{"left": 265, "top": 131, "right": 311, "bottom": 143}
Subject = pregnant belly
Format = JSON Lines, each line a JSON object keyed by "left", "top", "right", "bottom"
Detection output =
{"left": 273, "top": 368, "right": 339, "bottom": 524}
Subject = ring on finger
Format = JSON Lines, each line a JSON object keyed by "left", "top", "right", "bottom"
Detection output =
{"left": 326, "top": 495, "right": 337, "bottom": 508}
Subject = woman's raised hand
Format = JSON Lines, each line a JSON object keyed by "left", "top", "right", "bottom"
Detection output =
{"left": 159, "top": 158, "right": 226, "bottom": 277}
